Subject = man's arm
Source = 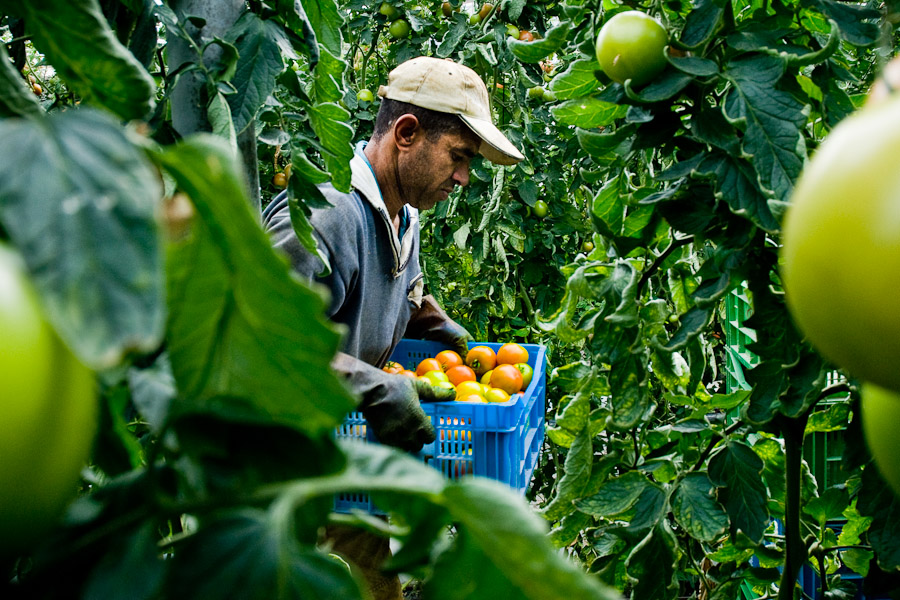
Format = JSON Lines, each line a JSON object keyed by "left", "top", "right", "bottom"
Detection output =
{"left": 404, "top": 294, "right": 472, "bottom": 357}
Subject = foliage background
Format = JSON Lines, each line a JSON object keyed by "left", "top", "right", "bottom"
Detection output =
{"left": 1, "top": 0, "right": 900, "bottom": 599}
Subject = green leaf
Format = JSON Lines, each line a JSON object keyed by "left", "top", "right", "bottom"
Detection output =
{"left": 308, "top": 102, "right": 354, "bottom": 193}
{"left": 679, "top": 0, "right": 724, "bottom": 49}
{"left": 0, "top": 109, "right": 164, "bottom": 369}
{"left": 697, "top": 152, "right": 779, "bottom": 232}
{"left": 508, "top": 22, "right": 571, "bottom": 64}
{"left": 806, "top": 401, "right": 851, "bottom": 434}
{"left": 549, "top": 59, "right": 601, "bottom": 101}
{"left": 576, "top": 126, "right": 634, "bottom": 164}
{"left": 576, "top": 471, "right": 666, "bottom": 533}
{"left": 13, "top": 0, "right": 155, "bottom": 120}
{"left": 671, "top": 472, "right": 729, "bottom": 542}
{"left": 208, "top": 91, "right": 238, "bottom": 148}
{"left": 624, "top": 522, "right": 679, "bottom": 600}
{"left": 225, "top": 13, "right": 284, "bottom": 135}
{"left": 539, "top": 415, "right": 593, "bottom": 520}
{"left": 709, "top": 441, "right": 769, "bottom": 543}
{"left": 166, "top": 509, "right": 365, "bottom": 599}
{"left": 444, "top": 478, "right": 620, "bottom": 600}
{"left": 858, "top": 466, "right": 900, "bottom": 571}
{"left": 156, "top": 135, "right": 356, "bottom": 436}
{"left": 803, "top": 485, "right": 849, "bottom": 527}
{"left": 722, "top": 55, "right": 807, "bottom": 202}
{"left": 82, "top": 522, "right": 166, "bottom": 600}
{"left": 299, "top": 0, "right": 343, "bottom": 56}
{"left": 312, "top": 44, "right": 347, "bottom": 105}
{"left": 0, "top": 42, "right": 42, "bottom": 118}
{"left": 551, "top": 96, "right": 627, "bottom": 128}
{"left": 803, "top": 0, "right": 881, "bottom": 46}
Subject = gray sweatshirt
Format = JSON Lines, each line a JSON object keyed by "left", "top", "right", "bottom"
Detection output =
{"left": 263, "top": 144, "right": 424, "bottom": 368}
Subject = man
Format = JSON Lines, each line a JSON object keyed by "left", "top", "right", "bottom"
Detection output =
{"left": 263, "top": 56, "right": 524, "bottom": 599}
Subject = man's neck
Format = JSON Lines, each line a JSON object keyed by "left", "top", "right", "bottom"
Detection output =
{"left": 364, "top": 140, "right": 403, "bottom": 224}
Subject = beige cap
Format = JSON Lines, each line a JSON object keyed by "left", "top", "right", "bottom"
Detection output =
{"left": 378, "top": 56, "right": 524, "bottom": 165}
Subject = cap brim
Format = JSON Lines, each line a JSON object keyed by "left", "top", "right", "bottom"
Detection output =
{"left": 458, "top": 115, "right": 524, "bottom": 166}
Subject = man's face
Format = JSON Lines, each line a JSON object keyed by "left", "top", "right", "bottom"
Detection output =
{"left": 398, "top": 127, "right": 481, "bottom": 212}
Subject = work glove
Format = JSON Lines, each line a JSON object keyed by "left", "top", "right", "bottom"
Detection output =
{"left": 332, "top": 353, "right": 455, "bottom": 453}
{"left": 405, "top": 295, "right": 473, "bottom": 357}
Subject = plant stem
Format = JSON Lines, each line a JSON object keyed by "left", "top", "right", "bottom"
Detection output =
{"left": 777, "top": 415, "right": 808, "bottom": 600}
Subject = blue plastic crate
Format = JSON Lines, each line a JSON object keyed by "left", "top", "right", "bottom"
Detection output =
{"left": 335, "top": 339, "right": 547, "bottom": 513}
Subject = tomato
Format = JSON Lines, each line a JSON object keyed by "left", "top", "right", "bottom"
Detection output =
{"left": 442, "top": 2, "right": 455, "bottom": 17}
{"left": 455, "top": 380, "right": 485, "bottom": 400}
{"left": 283, "top": 164, "right": 292, "bottom": 180}
{"left": 526, "top": 86, "right": 545, "bottom": 100}
{"left": 378, "top": 2, "right": 400, "bottom": 20}
{"left": 861, "top": 383, "right": 900, "bottom": 495}
{"left": 357, "top": 88, "right": 375, "bottom": 102}
{"left": 514, "top": 363, "right": 534, "bottom": 388}
{"left": 480, "top": 369, "right": 493, "bottom": 385}
{"left": 595, "top": 11, "right": 668, "bottom": 87}
{"left": 533, "top": 200, "right": 549, "bottom": 218}
{"left": 490, "top": 364, "right": 523, "bottom": 395}
{"left": 446, "top": 365, "right": 476, "bottom": 386}
{"left": 582, "top": 240, "right": 594, "bottom": 252}
{"left": 468, "top": 13, "right": 482, "bottom": 25}
{"left": 519, "top": 30, "right": 535, "bottom": 42}
{"left": 421, "top": 370, "right": 449, "bottom": 386}
{"left": 435, "top": 349, "right": 463, "bottom": 371}
{"left": 485, "top": 388, "right": 511, "bottom": 403}
{"left": 457, "top": 394, "right": 487, "bottom": 403}
{"left": 0, "top": 245, "right": 97, "bottom": 551}
{"left": 506, "top": 24, "right": 520, "bottom": 38}
{"left": 465, "top": 345, "right": 497, "bottom": 376}
{"left": 478, "top": 3, "right": 493, "bottom": 20}
{"left": 416, "top": 357, "right": 443, "bottom": 376}
{"left": 496, "top": 342, "right": 529, "bottom": 365}
{"left": 400, "top": 369, "right": 418, "bottom": 378}
{"left": 389, "top": 19, "right": 411, "bottom": 39}
{"left": 781, "top": 95, "right": 900, "bottom": 393}
{"left": 382, "top": 360, "right": 403, "bottom": 374}
{"left": 272, "top": 172, "right": 287, "bottom": 189}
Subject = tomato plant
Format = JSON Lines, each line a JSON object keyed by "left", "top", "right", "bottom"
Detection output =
{"left": 0, "top": 245, "right": 96, "bottom": 552}
{"left": 595, "top": 10, "right": 668, "bottom": 86}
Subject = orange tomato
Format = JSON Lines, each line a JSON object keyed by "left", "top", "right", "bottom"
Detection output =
{"left": 435, "top": 349, "right": 464, "bottom": 371}
{"left": 399, "top": 370, "right": 417, "bottom": 378}
{"left": 465, "top": 345, "right": 497, "bottom": 376}
{"left": 496, "top": 342, "right": 529, "bottom": 365}
{"left": 416, "top": 357, "right": 442, "bottom": 376}
{"left": 490, "top": 364, "right": 523, "bottom": 395}
{"left": 382, "top": 360, "right": 404, "bottom": 374}
{"left": 519, "top": 30, "right": 535, "bottom": 42}
{"left": 446, "top": 364, "right": 477, "bottom": 386}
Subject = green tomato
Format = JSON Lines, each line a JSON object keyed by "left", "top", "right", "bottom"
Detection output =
{"left": 506, "top": 24, "right": 520, "bottom": 39}
{"left": 781, "top": 95, "right": 900, "bottom": 393}
{"left": 389, "top": 18, "right": 411, "bottom": 39}
{"left": 595, "top": 10, "right": 668, "bottom": 87}
{"left": 514, "top": 363, "right": 533, "bottom": 388}
{"left": 468, "top": 13, "right": 482, "bottom": 25}
{"left": 861, "top": 384, "right": 900, "bottom": 496}
{"left": 357, "top": 88, "right": 375, "bottom": 102}
{"left": 526, "top": 86, "right": 545, "bottom": 100}
{"left": 423, "top": 370, "right": 450, "bottom": 385}
{"left": 0, "top": 245, "right": 97, "bottom": 551}
{"left": 378, "top": 2, "right": 400, "bottom": 20}
{"left": 533, "top": 200, "right": 549, "bottom": 218}
{"left": 582, "top": 240, "right": 594, "bottom": 252}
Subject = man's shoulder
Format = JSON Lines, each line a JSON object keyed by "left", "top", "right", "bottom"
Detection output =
{"left": 263, "top": 186, "right": 369, "bottom": 230}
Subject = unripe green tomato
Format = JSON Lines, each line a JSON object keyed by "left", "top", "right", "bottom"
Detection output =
{"left": 357, "top": 88, "right": 375, "bottom": 102}
{"left": 595, "top": 11, "right": 668, "bottom": 86}
{"left": 582, "top": 240, "right": 594, "bottom": 252}
{"left": 389, "top": 18, "right": 411, "bottom": 39}
{"left": 468, "top": 13, "right": 482, "bottom": 25}
{"left": 378, "top": 2, "right": 400, "bottom": 20}
{"left": 0, "top": 245, "right": 97, "bottom": 552}
{"left": 506, "top": 24, "right": 520, "bottom": 38}
{"left": 781, "top": 94, "right": 900, "bottom": 392}
{"left": 861, "top": 384, "right": 900, "bottom": 496}
{"left": 526, "top": 86, "right": 545, "bottom": 100}
{"left": 533, "top": 200, "right": 549, "bottom": 218}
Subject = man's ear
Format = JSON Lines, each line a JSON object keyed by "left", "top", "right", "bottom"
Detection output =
{"left": 393, "top": 114, "right": 423, "bottom": 149}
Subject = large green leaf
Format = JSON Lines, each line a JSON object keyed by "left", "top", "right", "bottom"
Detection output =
{"left": 722, "top": 55, "right": 807, "bottom": 202}
{"left": 671, "top": 472, "right": 729, "bottom": 542}
{"left": 156, "top": 135, "right": 355, "bottom": 436}
{"left": 308, "top": 102, "right": 354, "bottom": 194}
{"left": 225, "top": 13, "right": 284, "bottom": 135}
{"left": 549, "top": 59, "right": 601, "bottom": 101}
{"left": 551, "top": 96, "right": 627, "bottom": 129}
{"left": 5, "top": 0, "right": 155, "bottom": 120}
{"left": 539, "top": 400, "right": 594, "bottom": 521}
{"left": 508, "top": 22, "right": 571, "bottom": 64}
{"left": 624, "top": 522, "right": 679, "bottom": 600}
{"left": 708, "top": 441, "right": 769, "bottom": 543}
{"left": 0, "top": 109, "right": 164, "bottom": 368}
{"left": 299, "top": 0, "right": 343, "bottom": 56}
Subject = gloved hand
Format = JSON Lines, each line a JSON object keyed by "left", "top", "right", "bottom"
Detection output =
{"left": 332, "top": 353, "right": 455, "bottom": 453}
{"left": 405, "top": 295, "right": 472, "bottom": 358}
